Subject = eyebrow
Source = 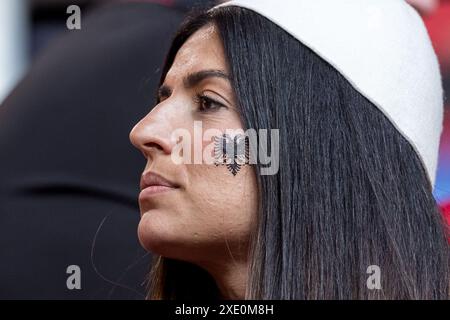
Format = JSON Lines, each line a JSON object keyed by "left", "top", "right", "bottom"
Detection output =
{"left": 157, "top": 69, "right": 231, "bottom": 102}
{"left": 183, "top": 69, "right": 231, "bottom": 89}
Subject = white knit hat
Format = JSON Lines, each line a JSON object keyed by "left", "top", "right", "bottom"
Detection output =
{"left": 213, "top": 0, "right": 444, "bottom": 188}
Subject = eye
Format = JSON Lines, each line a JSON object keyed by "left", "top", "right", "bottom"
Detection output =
{"left": 195, "top": 94, "right": 226, "bottom": 112}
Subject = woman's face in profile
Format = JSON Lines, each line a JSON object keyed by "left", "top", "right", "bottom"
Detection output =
{"left": 130, "top": 25, "right": 258, "bottom": 264}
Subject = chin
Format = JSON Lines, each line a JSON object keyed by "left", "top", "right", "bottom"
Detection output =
{"left": 138, "top": 211, "right": 168, "bottom": 253}
{"left": 137, "top": 211, "right": 186, "bottom": 258}
{"left": 137, "top": 217, "right": 211, "bottom": 265}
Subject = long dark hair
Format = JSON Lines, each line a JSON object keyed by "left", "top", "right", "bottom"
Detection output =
{"left": 147, "top": 6, "right": 449, "bottom": 299}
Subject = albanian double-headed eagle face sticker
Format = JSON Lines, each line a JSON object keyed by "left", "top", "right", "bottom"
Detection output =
{"left": 213, "top": 134, "right": 250, "bottom": 176}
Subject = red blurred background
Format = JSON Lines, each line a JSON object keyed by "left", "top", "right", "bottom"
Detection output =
{"left": 423, "top": 1, "right": 450, "bottom": 223}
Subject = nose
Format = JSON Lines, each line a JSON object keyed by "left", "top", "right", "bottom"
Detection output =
{"left": 129, "top": 108, "right": 174, "bottom": 159}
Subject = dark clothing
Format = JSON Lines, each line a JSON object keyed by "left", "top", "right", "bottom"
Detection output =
{"left": 0, "top": 3, "right": 183, "bottom": 299}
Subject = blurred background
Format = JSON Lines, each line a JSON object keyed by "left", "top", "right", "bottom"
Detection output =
{"left": 425, "top": 1, "right": 450, "bottom": 211}
{"left": 0, "top": 0, "right": 449, "bottom": 299}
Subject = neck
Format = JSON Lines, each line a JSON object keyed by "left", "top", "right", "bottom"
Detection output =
{"left": 198, "top": 255, "right": 248, "bottom": 300}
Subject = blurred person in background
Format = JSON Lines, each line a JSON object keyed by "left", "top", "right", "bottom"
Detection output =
{"left": 0, "top": 0, "right": 194, "bottom": 299}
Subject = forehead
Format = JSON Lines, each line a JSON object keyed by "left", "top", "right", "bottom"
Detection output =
{"left": 165, "top": 24, "right": 227, "bottom": 83}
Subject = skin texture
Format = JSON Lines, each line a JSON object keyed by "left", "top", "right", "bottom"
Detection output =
{"left": 129, "top": 25, "right": 258, "bottom": 299}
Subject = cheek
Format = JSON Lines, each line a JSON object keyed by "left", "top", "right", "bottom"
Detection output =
{"left": 185, "top": 164, "right": 258, "bottom": 240}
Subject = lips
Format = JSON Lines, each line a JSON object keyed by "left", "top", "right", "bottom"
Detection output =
{"left": 139, "top": 172, "right": 180, "bottom": 199}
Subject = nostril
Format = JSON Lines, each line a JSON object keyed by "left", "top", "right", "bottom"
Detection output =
{"left": 145, "top": 142, "right": 164, "bottom": 151}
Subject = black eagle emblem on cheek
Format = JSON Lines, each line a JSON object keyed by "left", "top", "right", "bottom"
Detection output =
{"left": 213, "top": 134, "right": 250, "bottom": 176}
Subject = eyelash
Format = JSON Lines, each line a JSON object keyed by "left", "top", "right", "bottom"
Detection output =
{"left": 156, "top": 91, "right": 227, "bottom": 113}
{"left": 194, "top": 94, "right": 226, "bottom": 112}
